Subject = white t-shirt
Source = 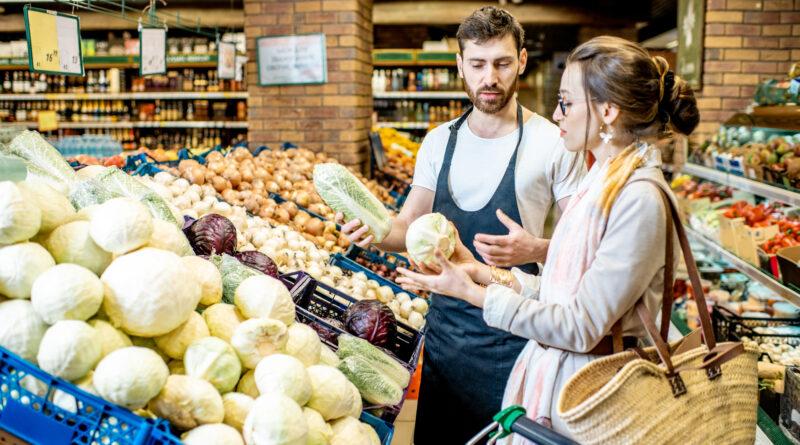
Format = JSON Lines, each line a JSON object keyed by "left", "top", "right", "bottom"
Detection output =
{"left": 412, "top": 113, "right": 584, "bottom": 238}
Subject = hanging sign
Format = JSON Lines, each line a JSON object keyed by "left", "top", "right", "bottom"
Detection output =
{"left": 235, "top": 55, "right": 248, "bottom": 82}
{"left": 139, "top": 27, "right": 167, "bottom": 76}
{"left": 38, "top": 110, "right": 58, "bottom": 132}
{"left": 257, "top": 33, "right": 327, "bottom": 86}
{"left": 24, "top": 6, "right": 83, "bottom": 76}
{"left": 218, "top": 41, "right": 236, "bottom": 80}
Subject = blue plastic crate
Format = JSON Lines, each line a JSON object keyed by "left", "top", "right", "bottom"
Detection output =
{"left": 330, "top": 253, "right": 424, "bottom": 303}
{"left": 345, "top": 245, "right": 411, "bottom": 271}
{"left": 0, "top": 347, "right": 181, "bottom": 445}
{"left": 283, "top": 271, "right": 423, "bottom": 424}
{"left": 360, "top": 411, "right": 394, "bottom": 445}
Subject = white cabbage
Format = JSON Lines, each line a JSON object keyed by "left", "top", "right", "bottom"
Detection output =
{"left": 0, "top": 242, "right": 55, "bottom": 299}
{"left": 31, "top": 264, "right": 103, "bottom": 324}
{"left": 184, "top": 336, "right": 242, "bottom": 394}
{"left": 254, "top": 354, "right": 312, "bottom": 405}
{"left": 405, "top": 212, "right": 456, "bottom": 264}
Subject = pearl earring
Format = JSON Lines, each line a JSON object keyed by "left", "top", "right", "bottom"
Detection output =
{"left": 600, "top": 124, "right": 614, "bottom": 144}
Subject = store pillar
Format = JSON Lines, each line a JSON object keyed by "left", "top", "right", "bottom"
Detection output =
{"left": 244, "top": 0, "right": 374, "bottom": 170}
{"left": 694, "top": 0, "right": 800, "bottom": 141}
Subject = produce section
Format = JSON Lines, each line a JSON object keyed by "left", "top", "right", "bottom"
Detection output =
{"left": 0, "top": 130, "right": 429, "bottom": 444}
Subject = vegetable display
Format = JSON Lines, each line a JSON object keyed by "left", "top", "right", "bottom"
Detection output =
{"left": 0, "top": 135, "right": 420, "bottom": 442}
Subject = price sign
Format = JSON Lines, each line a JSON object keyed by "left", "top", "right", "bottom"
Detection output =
{"left": 218, "top": 41, "right": 236, "bottom": 80}
{"left": 24, "top": 6, "right": 83, "bottom": 76}
{"left": 140, "top": 27, "right": 167, "bottom": 76}
{"left": 38, "top": 110, "right": 58, "bottom": 132}
{"left": 257, "top": 33, "right": 327, "bottom": 86}
{"left": 235, "top": 55, "right": 248, "bottom": 82}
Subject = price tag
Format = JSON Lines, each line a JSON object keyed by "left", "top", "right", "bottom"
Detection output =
{"left": 38, "top": 110, "right": 58, "bottom": 132}
{"left": 235, "top": 55, "right": 248, "bottom": 82}
{"left": 24, "top": 6, "right": 83, "bottom": 76}
{"left": 140, "top": 27, "right": 167, "bottom": 76}
{"left": 218, "top": 41, "right": 236, "bottom": 80}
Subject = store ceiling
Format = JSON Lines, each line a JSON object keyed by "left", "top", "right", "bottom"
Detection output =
{"left": 0, "top": 0, "right": 676, "bottom": 43}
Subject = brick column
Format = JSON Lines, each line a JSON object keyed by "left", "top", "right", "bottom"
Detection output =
{"left": 694, "top": 0, "right": 800, "bottom": 140}
{"left": 244, "top": 0, "right": 374, "bottom": 170}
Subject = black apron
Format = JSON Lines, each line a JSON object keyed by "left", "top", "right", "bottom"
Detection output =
{"left": 414, "top": 103, "right": 538, "bottom": 445}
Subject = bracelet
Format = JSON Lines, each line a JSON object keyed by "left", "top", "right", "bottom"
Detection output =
{"left": 489, "top": 266, "right": 514, "bottom": 288}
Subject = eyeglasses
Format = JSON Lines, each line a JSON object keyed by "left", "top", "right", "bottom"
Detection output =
{"left": 557, "top": 94, "right": 587, "bottom": 117}
{"left": 557, "top": 94, "right": 570, "bottom": 116}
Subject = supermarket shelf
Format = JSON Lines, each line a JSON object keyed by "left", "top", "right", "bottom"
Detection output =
{"left": 373, "top": 91, "right": 468, "bottom": 99}
{"left": 0, "top": 92, "right": 248, "bottom": 101}
{"left": 0, "top": 54, "right": 218, "bottom": 70}
{"left": 684, "top": 225, "right": 800, "bottom": 307}
{"left": 374, "top": 122, "right": 431, "bottom": 130}
{"left": 19, "top": 121, "right": 248, "bottom": 129}
{"left": 372, "top": 49, "right": 457, "bottom": 66}
{"left": 682, "top": 162, "right": 800, "bottom": 207}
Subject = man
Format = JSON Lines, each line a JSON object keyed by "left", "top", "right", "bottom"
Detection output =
{"left": 339, "top": 6, "right": 583, "bottom": 444}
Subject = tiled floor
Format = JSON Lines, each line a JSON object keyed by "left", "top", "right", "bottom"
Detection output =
{"left": 391, "top": 400, "right": 417, "bottom": 445}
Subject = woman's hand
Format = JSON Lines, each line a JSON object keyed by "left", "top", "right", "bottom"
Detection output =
{"left": 397, "top": 250, "right": 487, "bottom": 307}
{"left": 416, "top": 224, "right": 482, "bottom": 281}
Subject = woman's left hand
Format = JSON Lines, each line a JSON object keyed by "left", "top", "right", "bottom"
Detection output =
{"left": 397, "top": 250, "right": 486, "bottom": 307}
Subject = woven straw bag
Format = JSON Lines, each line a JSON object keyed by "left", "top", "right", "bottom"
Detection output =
{"left": 557, "top": 179, "right": 759, "bottom": 445}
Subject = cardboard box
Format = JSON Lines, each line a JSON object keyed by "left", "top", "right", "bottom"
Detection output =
{"left": 777, "top": 245, "right": 800, "bottom": 290}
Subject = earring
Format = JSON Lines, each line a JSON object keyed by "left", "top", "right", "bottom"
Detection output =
{"left": 600, "top": 124, "right": 614, "bottom": 144}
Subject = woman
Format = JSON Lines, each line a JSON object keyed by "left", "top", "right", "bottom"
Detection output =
{"left": 397, "top": 35, "right": 700, "bottom": 440}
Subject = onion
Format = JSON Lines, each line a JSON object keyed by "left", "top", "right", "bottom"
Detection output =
{"left": 212, "top": 176, "right": 228, "bottom": 193}
{"left": 305, "top": 218, "right": 325, "bottom": 237}
{"left": 275, "top": 208, "right": 291, "bottom": 224}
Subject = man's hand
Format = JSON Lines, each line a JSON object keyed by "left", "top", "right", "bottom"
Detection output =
{"left": 335, "top": 212, "right": 373, "bottom": 248}
{"left": 474, "top": 209, "right": 547, "bottom": 267}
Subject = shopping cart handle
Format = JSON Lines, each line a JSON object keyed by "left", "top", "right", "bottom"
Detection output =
{"left": 509, "top": 416, "right": 580, "bottom": 445}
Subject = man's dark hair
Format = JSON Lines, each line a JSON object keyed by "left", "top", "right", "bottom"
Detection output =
{"left": 456, "top": 6, "right": 525, "bottom": 54}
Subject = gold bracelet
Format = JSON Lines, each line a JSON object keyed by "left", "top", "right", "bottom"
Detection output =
{"left": 489, "top": 266, "right": 514, "bottom": 288}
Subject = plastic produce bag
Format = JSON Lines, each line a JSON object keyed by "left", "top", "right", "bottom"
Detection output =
{"left": 97, "top": 167, "right": 178, "bottom": 225}
{"left": 4, "top": 130, "right": 76, "bottom": 185}
{"left": 313, "top": 163, "right": 392, "bottom": 243}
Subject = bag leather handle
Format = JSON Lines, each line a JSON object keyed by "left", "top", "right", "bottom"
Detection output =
{"left": 623, "top": 179, "right": 735, "bottom": 392}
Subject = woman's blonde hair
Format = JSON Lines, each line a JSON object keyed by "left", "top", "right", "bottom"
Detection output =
{"left": 565, "top": 36, "right": 700, "bottom": 214}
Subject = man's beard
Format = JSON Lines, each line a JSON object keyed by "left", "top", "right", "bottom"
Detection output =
{"left": 464, "top": 76, "right": 518, "bottom": 114}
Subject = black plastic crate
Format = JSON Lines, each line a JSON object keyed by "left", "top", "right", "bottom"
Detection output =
{"left": 282, "top": 271, "right": 424, "bottom": 423}
{"left": 713, "top": 305, "right": 800, "bottom": 347}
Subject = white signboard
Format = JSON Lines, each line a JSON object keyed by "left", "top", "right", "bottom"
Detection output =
{"left": 257, "top": 34, "right": 327, "bottom": 86}
{"left": 235, "top": 55, "right": 248, "bottom": 82}
{"left": 139, "top": 27, "right": 167, "bottom": 76}
{"left": 218, "top": 41, "right": 236, "bottom": 80}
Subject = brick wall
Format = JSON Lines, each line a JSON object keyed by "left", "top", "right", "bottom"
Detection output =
{"left": 695, "top": 0, "right": 800, "bottom": 141}
{"left": 244, "top": 0, "right": 373, "bottom": 169}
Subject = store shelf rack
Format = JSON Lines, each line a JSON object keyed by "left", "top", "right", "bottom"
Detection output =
{"left": 373, "top": 91, "right": 468, "bottom": 100}
{"left": 685, "top": 225, "right": 800, "bottom": 307}
{"left": 372, "top": 49, "right": 457, "bottom": 67}
{"left": 18, "top": 121, "right": 248, "bottom": 129}
{"left": 0, "top": 54, "right": 218, "bottom": 70}
{"left": 682, "top": 162, "right": 800, "bottom": 208}
{"left": 374, "top": 122, "right": 431, "bottom": 130}
{"left": 0, "top": 92, "right": 248, "bottom": 101}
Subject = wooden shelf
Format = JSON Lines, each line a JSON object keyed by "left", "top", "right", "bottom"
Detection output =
{"left": 0, "top": 92, "right": 247, "bottom": 101}
{"left": 0, "top": 54, "right": 219, "bottom": 71}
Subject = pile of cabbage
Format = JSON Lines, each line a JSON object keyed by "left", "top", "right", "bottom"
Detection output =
{"left": 0, "top": 132, "right": 385, "bottom": 445}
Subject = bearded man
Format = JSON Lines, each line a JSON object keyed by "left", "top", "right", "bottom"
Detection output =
{"left": 338, "top": 6, "right": 584, "bottom": 443}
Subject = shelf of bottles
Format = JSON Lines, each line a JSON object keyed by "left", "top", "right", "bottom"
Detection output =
{"left": 0, "top": 66, "right": 247, "bottom": 148}
{"left": 372, "top": 65, "right": 469, "bottom": 130}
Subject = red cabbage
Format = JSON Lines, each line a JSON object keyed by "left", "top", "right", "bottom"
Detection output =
{"left": 183, "top": 214, "right": 237, "bottom": 256}
{"left": 234, "top": 251, "right": 280, "bottom": 279}
{"left": 344, "top": 300, "right": 397, "bottom": 347}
